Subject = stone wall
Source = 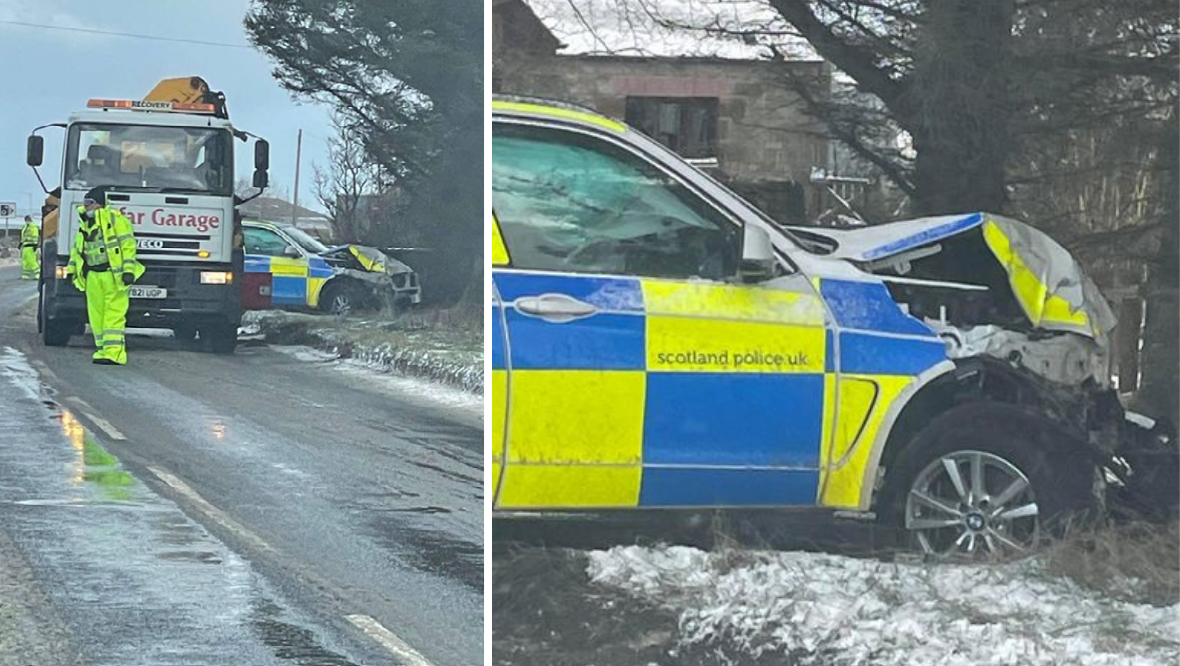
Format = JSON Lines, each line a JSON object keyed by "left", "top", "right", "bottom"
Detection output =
{"left": 495, "top": 54, "right": 832, "bottom": 218}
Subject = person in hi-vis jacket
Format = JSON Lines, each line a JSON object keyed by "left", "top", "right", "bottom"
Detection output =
{"left": 19, "top": 216, "right": 40, "bottom": 280}
{"left": 67, "top": 187, "right": 144, "bottom": 365}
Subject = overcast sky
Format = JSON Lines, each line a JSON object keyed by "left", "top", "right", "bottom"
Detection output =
{"left": 0, "top": 0, "right": 333, "bottom": 217}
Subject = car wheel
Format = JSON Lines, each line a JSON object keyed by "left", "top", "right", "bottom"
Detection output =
{"left": 320, "top": 281, "right": 361, "bottom": 316}
{"left": 878, "top": 402, "right": 1097, "bottom": 560}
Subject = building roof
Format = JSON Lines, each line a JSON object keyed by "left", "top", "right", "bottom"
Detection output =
{"left": 494, "top": 0, "right": 562, "bottom": 54}
{"left": 237, "top": 196, "right": 328, "bottom": 224}
{"left": 520, "top": 0, "right": 815, "bottom": 60}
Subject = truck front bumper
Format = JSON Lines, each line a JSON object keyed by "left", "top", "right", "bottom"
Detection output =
{"left": 44, "top": 261, "right": 243, "bottom": 328}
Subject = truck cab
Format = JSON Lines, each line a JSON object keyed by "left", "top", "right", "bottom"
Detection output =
{"left": 28, "top": 93, "right": 269, "bottom": 353}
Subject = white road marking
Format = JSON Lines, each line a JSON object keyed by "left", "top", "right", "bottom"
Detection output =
{"left": 345, "top": 614, "right": 437, "bottom": 666}
{"left": 147, "top": 466, "right": 276, "bottom": 554}
{"left": 149, "top": 468, "right": 436, "bottom": 665}
{"left": 63, "top": 396, "right": 126, "bottom": 440}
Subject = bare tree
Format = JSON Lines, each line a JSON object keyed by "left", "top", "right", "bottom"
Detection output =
{"left": 559, "top": 0, "right": 1178, "bottom": 415}
{"left": 313, "top": 112, "right": 381, "bottom": 244}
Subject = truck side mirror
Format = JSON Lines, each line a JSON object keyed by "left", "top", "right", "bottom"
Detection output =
{"left": 252, "top": 169, "right": 268, "bottom": 189}
{"left": 27, "top": 135, "right": 44, "bottom": 167}
{"left": 254, "top": 140, "right": 269, "bottom": 170}
{"left": 739, "top": 224, "right": 777, "bottom": 282}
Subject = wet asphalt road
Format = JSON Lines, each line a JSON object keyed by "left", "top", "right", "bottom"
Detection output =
{"left": 0, "top": 265, "right": 482, "bottom": 666}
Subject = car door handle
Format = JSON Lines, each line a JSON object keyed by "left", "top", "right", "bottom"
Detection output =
{"left": 514, "top": 294, "right": 598, "bottom": 322}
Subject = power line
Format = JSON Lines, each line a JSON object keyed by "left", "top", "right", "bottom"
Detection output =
{"left": 0, "top": 19, "right": 254, "bottom": 49}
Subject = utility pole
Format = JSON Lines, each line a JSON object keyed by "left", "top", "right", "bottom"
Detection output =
{"left": 291, "top": 129, "right": 303, "bottom": 226}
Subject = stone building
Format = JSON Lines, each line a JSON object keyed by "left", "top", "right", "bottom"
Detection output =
{"left": 492, "top": 0, "right": 837, "bottom": 223}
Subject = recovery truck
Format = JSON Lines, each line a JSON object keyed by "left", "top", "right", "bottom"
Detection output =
{"left": 27, "top": 77, "right": 269, "bottom": 353}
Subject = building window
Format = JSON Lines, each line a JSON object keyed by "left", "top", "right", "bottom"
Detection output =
{"left": 624, "top": 97, "right": 719, "bottom": 160}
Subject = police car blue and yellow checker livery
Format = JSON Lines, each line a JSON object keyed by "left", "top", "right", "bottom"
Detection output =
{"left": 490, "top": 99, "right": 963, "bottom": 515}
{"left": 242, "top": 220, "right": 335, "bottom": 310}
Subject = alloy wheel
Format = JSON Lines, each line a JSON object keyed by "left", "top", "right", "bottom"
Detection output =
{"left": 904, "top": 450, "right": 1040, "bottom": 558}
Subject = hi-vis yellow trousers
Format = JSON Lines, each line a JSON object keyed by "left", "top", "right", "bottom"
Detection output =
{"left": 85, "top": 271, "right": 129, "bottom": 365}
{"left": 20, "top": 246, "right": 38, "bottom": 280}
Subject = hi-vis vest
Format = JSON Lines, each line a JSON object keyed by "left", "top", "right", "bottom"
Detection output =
{"left": 68, "top": 207, "right": 145, "bottom": 291}
{"left": 20, "top": 222, "right": 39, "bottom": 248}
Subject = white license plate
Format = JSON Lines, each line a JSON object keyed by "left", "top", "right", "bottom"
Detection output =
{"left": 129, "top": 286, "right": 167, "bottom": 299}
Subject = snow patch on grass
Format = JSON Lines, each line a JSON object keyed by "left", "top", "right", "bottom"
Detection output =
{"left": 587, "top": 545, "right": 1180, "bottom": 666}
{"left": 270, "top": 345, "right": 482, "bottom": 419}
{"left": 334, "top": 360, "right": 482, "bottom": 415}
{"left": 244, "top": 310, "right": 482, "bottom": 393}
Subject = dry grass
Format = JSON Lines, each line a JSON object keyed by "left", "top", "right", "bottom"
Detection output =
{"left": 1043, "top": 520, "right": 1180, "bottom": 606}
{"left": 399, "top": 300, "right": 482, "bottom": 334}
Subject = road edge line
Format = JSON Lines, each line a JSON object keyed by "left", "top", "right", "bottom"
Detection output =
{"left": 345, "top": 614, "right": 437, "bottom": 666}
{"left": 147, "top": 467, "right": 436, "bottom": 664}
{"left": 145, "top": 465, "right": 275, "bottom": 555}
{"left": 62, "top": 396, "right": 127, "bottom": 440}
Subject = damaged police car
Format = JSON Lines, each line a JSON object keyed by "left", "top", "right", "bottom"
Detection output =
{"left": 242, "top": 219, "right": 420, "bottom": 315}
{"left": 490, "top": 98, "right": 1177, "bottom": 558}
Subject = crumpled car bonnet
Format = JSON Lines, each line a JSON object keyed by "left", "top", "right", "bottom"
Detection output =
{"left": 804, "top": 212, "right": 1116, "bottom": 339}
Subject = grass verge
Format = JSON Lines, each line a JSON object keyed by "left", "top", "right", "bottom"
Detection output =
{"left": 243, "top": 306, "right": 482, "bottom": 393}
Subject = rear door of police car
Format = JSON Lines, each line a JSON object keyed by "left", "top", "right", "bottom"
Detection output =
{"left": 491, "top": 116, "right": 833, "bottom": 511}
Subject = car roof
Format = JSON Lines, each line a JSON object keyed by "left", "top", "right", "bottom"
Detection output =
{"left": 492, "top": 95, "right": 628, "bottom": 135}
{"left": 242, "top": 219, "right": 293, "bottom": 232}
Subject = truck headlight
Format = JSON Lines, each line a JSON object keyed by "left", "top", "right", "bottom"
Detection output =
{"left": 200, "top": 271, "right": 233, "bottom": 285}
{"left": 55, "top": 265, "right": 69, "bottom": 279}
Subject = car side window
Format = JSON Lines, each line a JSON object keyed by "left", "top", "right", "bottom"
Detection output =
{"left": 244, "top": 228, "right": 294, "bottom": 257}
{"left": 492, "top": 123, "right": 739, "bottom": 280}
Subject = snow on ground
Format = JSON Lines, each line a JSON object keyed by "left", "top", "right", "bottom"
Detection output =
{"left": 270, "top": 345, "right": 482, "bottom": 420}
{"left": 243, "top": 310, "right": 483, "bottom": 392}
{"left": 273, "top": 345, "right": 340, "bottom": 364}
{"left": 587, "top": 545, "right": 1180, "bottom": 666}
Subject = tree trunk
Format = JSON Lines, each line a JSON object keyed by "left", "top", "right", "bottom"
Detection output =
{"left": 1132, "top": 110, "right": 1179, "bottom": 424}
{"left": 906, "top": 0, "right": 1015, "bottom": 215}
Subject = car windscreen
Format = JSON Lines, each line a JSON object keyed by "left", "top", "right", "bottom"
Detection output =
{"left": 284, "top": 226, "right": 330, "bottom": 254}
{"left": 64, "top": 123, "right": 233, "bottom": 196}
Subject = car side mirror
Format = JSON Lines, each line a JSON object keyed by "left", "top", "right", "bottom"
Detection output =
{"left": 739, "top": 224, "right": 777, "bottom": 282}
{"left": 27, "top": 135, "right": 44, "bottom": 167}
{"left": 283, "top": 246, "right": 301, "bottom": 258}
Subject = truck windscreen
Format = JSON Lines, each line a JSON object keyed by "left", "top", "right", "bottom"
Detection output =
{"left": 64, "top": 123, "right": 233, "bottom": 196}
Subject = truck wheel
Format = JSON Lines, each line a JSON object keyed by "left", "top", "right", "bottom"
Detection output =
{"left": 172, "top": 324, "right": 197, "bottom": 343}
{"left": 41, "top": 307, "right": 73, "bottom": 347}
{"left": 202, "top": 323, "right": 238, "bottom": 354}
{"left": 877, "top": 402, "right": 1097, "bottom": 559}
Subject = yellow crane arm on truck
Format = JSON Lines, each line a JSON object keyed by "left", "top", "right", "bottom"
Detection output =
{"left": 144, "top": 77, "right": 229, "bottom": 118}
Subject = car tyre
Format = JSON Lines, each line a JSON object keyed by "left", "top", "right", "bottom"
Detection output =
{"left": 877, "top": 401, "right": 1097, "bottom": 559}
{"left": 320, "top": 280, "right": 363, "bottom": 316}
